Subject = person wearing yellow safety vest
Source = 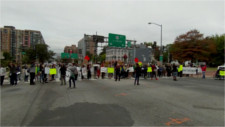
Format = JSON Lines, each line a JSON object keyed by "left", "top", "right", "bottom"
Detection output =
{"left": 178, "top": 64, "right": 183, "bottom": 77}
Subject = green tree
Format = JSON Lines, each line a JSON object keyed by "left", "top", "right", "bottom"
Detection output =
{"left": 1, "top": 52, "right": 13, "bottom": 67}
{"left": 23, "top": 44, "right": 55, "bottom": 64}
{"left": 207, "top": 34, "right": 225, "bottom": 66}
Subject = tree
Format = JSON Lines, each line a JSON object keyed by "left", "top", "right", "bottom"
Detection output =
{"left": 1, "top": 52, "right": 13, "bottom": 67}
{"left": 23, "top": 44, "right": 55, "bottom": 64}
{"left": 144, "top": 42, "right": 153, "bottom": 47}
{"left": 207, "top": 34, "right": 225, "bottom": 66}
{"left": 170, "top": 30, "right": 216, "bottom": 63}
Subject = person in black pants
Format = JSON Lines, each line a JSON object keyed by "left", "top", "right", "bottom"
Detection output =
{"left": 11, "top": 64, "right": 17, "bottom": 85}
{"left": 134, "top": 63, "right": 141, "bottom": 85}
{"left": 115, "top": 65, "right": 121, "bottom": 81}
{"left": 87, "top": 64, "right": 91, "bottom": 79}
{"left": 29, "top": 63, "right": 36, "bottom": 85}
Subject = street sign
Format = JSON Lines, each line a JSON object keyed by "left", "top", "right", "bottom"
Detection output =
{"left": 127, "top": 41, "right": 131, "bottom": 47}
{"left": 61, "top": 53, "right": 78, "bottom": 59}
{"left": 108, "top": 33, "right": 126, "bottom": 48}
{"left": 22, "top": 52, "right": 26, "bottom": 55}
{"left": 71, "top": 53, "right": 78, "bottom": 59}
{"left": 160, "top": 55, "right": 163, "bottom": 62}
{"left": 61, "top": 53, "right": 70, "bottom": 59}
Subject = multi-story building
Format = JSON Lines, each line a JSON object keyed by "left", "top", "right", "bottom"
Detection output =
{"left": 0, "top": 26, "right": 45, "bottom": 63}
{"left": 78, "top": 34, "right": 98, "bottom": 60}
{"left": 0, "top": 26, "right": 16, "bottom": 59}
{"left": 64, "top": 45, "right": 78, "bottom": 53}
{"left": 106, "top": 47, "right": 129, "bottom": 62}
{"left": 23, "top": 30, "right": 45, "bottom": 48}
{"left": 128, "top": 43, "right": 152, "bottom": 64}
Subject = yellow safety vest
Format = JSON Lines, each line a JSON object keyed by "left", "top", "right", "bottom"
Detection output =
{"left": 219, "top": 71, "right": 225, "bottom": 76}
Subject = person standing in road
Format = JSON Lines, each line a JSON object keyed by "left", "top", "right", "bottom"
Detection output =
{"left": 29, "top": 62, "right": 36, "bottom": 85}
{"left": 201, "top": 64, "right": 207, "bottom": 79}
{"left": 87, "top": 64, "right": 91, "bottom": 80}
{"left": 115, "top": 65, "right": 121, "bottom": 81}
{"left": 0, "top": 65, "right": 6, "bottom": 86}
{"left": 12, "top": 63, "right": 18, "bottom": 85}
{"left": 151, "top": 64, "right": 158, "bottom": 80}
{"left": 24, "top": 65, "right": 29, "bottom": 82}
{"left": 134, "top": 63, "right": 141, "bottom": 85}
{"left": 60, "top": 64, "right": 67, "bottom": 85}
{"left": 39, "top": 64, "right": 45, "bottom": 83}
{"left": 172, "top": 64, "right": 178, "bottom": 81}
{"left": 69, "top": 63, "right": 78, "bottom": 88}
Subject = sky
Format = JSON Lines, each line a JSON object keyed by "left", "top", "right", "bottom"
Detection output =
{"left": 1, "top": 0, "right": 224, "bottom": 54}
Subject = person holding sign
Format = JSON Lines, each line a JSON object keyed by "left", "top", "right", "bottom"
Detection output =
{"left": 0, "top": 65, "right": 6, "bottom": 86}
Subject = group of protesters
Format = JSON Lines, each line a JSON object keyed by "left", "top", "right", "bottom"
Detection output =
{"left": 0, "top": 61, "right": 208, "bottom": 87}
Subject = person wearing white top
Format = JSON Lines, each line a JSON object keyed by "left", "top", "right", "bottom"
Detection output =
{"left": 0, "top": 65, "right": 6, "bottom": 86}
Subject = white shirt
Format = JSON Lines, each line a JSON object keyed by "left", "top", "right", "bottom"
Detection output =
{"left": 0, "top": 67, "right": 6, "bottom": 76}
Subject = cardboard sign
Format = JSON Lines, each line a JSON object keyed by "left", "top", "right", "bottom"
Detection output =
{"left": 108, "top": 68, "right": 114, "bottom": 73}
{"left": 50, "top": 68, "right": 57, "bottom": 75}
{"left": 147, "top": 67, "right": 152, "bottom": 72}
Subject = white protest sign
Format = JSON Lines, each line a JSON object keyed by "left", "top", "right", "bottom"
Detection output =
{"left": 101, "top": 67, "right": 107, "bottom": 73}
{"left": 45, "top": 67, "right": 50, "bottom": 74}
{"left": 128, "top": 67, "right": 134, "bottom": 72}
{"left": 82, "top": 68, "right": 87, "bottom": 76}
{"left": 183, "top": 67, "right": 197, "bottom": 74}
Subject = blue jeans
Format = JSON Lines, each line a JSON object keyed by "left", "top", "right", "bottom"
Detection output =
{"left": 134, "top": 75, "right": 140, "bottom": 85}
{"left": 202, "top": 71, "right": 206, "bottom": 79}
{"left": 69, "top": 76, "right": 75, "bottom": 87}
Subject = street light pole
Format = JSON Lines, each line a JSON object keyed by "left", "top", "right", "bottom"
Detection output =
{"left": 148, "top": 22, "right": 163, "bottom": 64}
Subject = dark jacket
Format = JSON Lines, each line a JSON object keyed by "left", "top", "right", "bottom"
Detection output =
{"left": 135, "top": 66, "right": 141, "bottom": 76}
{"left": 60, "top": 66, "right": 67, "bottom": 75}
{"left": 172, "top": 65, "right": 178, "bottom": 72}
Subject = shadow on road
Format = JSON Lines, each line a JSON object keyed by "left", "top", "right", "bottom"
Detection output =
{"left": 29, "top": 102, "right": 134, "bottom": 126}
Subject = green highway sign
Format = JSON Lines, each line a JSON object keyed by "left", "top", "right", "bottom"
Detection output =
{"left": 108, "top": 33, "right": 126, "bottom": 48}
{"left": 61, "top": 53, "right": 78, "bottom": 59}
{"left": 127, "top": 41, "right": 131, "bottom": 47}
{"left": 160, "top": 55, "right": 163, "bottom": 62}
{"left": 71, "top": 53, "right": 78, "bottom": 59}
{"left": 61, "top": 53, "right": 70, "bottom": 59}
{"left": 22, "top": 52, "right": 26, "bottom": 55}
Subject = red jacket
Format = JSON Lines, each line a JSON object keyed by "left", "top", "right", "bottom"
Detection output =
{"left": 201, "top": 66, "right": 207, "bottom": 71}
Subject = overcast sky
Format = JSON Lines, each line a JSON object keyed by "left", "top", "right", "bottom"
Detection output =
{"left": 1, "top": 0, "right": 224, "bottom": 53}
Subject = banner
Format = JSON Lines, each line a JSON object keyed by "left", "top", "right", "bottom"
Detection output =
{"left": 101, "top": 67, "right": 107, "bottom": 73}
{"left": 108, "top": 67, "right": 114, "bottom": 73}
{"left": 45, "top": 67, "right": 50, "bottom": 74}
{"left": 128, "top": 67, "right": 134, "bottom": 72}
{"left": 147, "top": 67, "right": 152, "bottom": 72}
{"left": 183, "top": 67, "right": 198, "bottom": 74}
{"left": 50, "top": 68, "right": 57, "bottom": 75}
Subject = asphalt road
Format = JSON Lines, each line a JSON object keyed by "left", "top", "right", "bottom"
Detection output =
{"left": 1, "top": 77, "right": 224, "bottom": 126}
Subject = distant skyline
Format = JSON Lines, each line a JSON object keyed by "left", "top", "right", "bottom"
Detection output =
{"left": 1, "top": 0, "right": 224, "bottom": 53}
